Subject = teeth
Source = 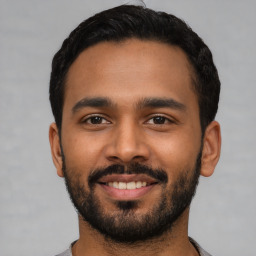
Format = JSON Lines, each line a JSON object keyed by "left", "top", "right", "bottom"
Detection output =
{"left": 136, "top": 181, "right": 142, "bottom": 188}
{"left": 119, "top": 182, "right": 127, "bottom": 189}
{"left": 106, "top": 181, "right": 148, "bottom": 189}
{"left": 127, "top": 181, "right": 136, "bottom": 189}
{"left": 113, "top": 181, "right": 118, "bottom": 188}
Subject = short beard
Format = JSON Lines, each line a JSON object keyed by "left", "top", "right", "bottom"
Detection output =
{"left": 62, "top": 152, "right": 201, "bottom": 244}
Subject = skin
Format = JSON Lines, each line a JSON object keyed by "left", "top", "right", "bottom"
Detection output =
{"left": 49, "top": 39, "right": 221, "bottom": 256}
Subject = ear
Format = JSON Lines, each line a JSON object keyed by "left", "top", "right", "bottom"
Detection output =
{"left": 49, "top": 123, "right": 64, "bottom": 177}
{"left": 200, "top": 121, "right": 221, "bottom": 177}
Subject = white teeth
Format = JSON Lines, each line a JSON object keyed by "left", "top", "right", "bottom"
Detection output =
{"left": 106, "top": 181, "right": 148, "bottom": 189}
{"left": 136, "top": 181, "right": 142, "bottom": 188}
{"left": 119, "top": 182, "right": 127, "bottom": 189}
{"left": 127, "top": 181, "right": 136, "bottom": 189}
{"left": 113, "top": 181, "right": 119, "bottom": 188}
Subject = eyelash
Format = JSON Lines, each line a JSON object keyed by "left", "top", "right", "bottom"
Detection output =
{"left": 146, "top": 115, "right": 174, "bottom": 125}
{"left": 81, "top": 114, "right": 174, "bottom": 126}
{"left": 82, "top": 115, "right": 110, "bottom": 125}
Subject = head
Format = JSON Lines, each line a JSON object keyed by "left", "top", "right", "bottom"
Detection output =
{"left": 49, "top": 5, "right": 221, "bottom": 244}
{"left": 50, "top": 5, "right": 220, "bottom": 134}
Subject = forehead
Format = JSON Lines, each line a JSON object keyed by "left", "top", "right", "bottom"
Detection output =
{"left": 64, "top": 39, "right": 197, "bottom": 109}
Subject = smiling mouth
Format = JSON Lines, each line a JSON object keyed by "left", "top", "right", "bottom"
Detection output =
{"left": 99, "top": 181, "right": 157, "bottom": 190}
{"left": 97, "top": 174, "right": 159, "bottom": 200}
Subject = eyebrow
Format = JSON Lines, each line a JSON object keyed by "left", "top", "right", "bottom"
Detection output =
{"left": 137, "top": 97, "right": 186, "bottom": 111}
{"left": 72, "top": 96, "right": 186, "bottom": 114}
{"left": 72, "top": 97, "right": 113, "bottom": 113}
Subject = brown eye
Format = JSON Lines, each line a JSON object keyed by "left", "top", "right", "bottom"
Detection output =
{"left": 146, "top": 115, "right": 174, "bottom": 125}
{"left": 152, "top": 116, "right": 167, "bottom": 124}
{"left": 84, "top": 116, "right": 109, "bottom": 125}
{"left": 89, "top": 116, "right": 103, "bottom": 124}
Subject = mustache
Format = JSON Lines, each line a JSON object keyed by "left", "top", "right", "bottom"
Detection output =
{"left": 88, "top": 163, "right": 168, "bottom": 186}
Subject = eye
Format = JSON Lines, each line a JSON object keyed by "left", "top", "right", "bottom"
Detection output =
{"left": 83, "top": 115, "right": 110, "bottom": 125}
{"left": 147, "top": 116, "right": 172, "bottom": 125}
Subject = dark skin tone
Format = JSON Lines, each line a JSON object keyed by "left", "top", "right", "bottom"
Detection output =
{"left": 49, "top": 39, "right": 221, "bottom": 256}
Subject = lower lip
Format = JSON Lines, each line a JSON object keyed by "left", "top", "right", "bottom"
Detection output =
{"left": 99, "top": 183, "right": 156, "bottom": 200}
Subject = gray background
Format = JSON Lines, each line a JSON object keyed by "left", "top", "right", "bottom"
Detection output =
{"left": 0, "top": 0, "right": 255, "bottom": 255}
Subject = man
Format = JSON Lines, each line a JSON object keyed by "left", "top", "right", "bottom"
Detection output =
{"left": 49, "top": 4, "right": 221, "bottom": 256}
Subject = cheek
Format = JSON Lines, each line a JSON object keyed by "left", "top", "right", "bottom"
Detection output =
{"left": 61, "top": 131, "right": 106, "bottom": 172}
{"left": 149, "top": 131, "right": 201, "bottom": 177}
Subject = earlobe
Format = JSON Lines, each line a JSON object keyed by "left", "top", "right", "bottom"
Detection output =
{"left": 49, "top": 123, "right": 64, "bottom": 177}
{"left": 200, "top": 121, "right": 221, "bottom": 177}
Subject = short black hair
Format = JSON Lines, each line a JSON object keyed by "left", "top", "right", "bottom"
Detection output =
{"left": 50, "top": 4, "right": 220, "bottom": 133}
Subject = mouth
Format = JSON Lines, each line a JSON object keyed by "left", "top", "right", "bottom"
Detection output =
{"left": 103, "top": 181, "right": 150, "bottom": 189}
{"left": 97, "top": 174, "right": 159, "bottom": 200}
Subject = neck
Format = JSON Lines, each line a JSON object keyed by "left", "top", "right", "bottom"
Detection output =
{"left": 72, "top": 208, "right": 199, "bottom": 256}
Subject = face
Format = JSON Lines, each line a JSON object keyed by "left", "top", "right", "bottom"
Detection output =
{"left": 55, "top": 39, "right": 204, "bottom": 242}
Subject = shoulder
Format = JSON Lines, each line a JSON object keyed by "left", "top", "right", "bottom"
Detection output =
{"left": 189, "top": 237, "right": 212, "bottom": 256}
{"left": 54, "top": 248, "right": 72, "bottom": 256}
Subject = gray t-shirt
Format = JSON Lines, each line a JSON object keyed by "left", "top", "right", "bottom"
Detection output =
{"left": 55, "top": 238, "right": 212, "bottom": 256}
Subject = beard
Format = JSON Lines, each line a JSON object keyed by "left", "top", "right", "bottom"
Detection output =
{"left": 62, "top": 151, "right": 201, "bottom": 244}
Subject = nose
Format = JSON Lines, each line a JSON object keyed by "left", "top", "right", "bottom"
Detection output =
{"left": 104, "top": 121, "right": 150, "bottom": 164}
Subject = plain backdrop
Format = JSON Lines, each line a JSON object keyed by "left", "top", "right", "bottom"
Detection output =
{"left": 0, "top": 0, "right": 256, "bottom": 255}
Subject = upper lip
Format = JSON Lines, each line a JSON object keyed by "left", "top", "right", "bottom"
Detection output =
{"left": 98, "top": 174, "right": 158, "bottom": 185}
